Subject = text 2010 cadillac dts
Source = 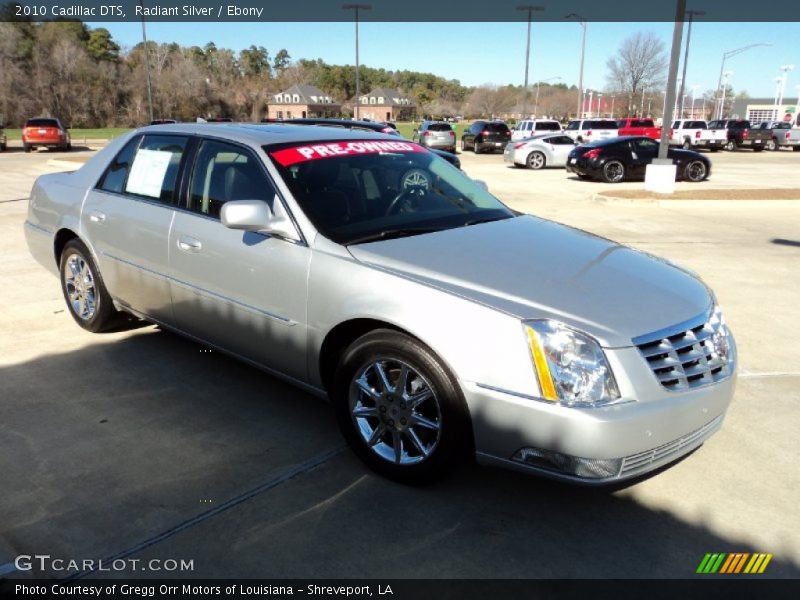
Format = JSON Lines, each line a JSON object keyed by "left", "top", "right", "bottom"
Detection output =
{"left": 24, "top": 123, "right": 736, "bottom": 484}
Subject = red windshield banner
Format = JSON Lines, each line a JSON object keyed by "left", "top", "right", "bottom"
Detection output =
{"left": 270, "top": 141, "right": 428, "bottom": 167}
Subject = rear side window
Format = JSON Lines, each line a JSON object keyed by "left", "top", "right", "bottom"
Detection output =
{"left": 686, "top": 121, "right": 706, "bottom": 129}
{"left": 25, "top": 118, "right": 60, "bottom": 128}
{"left": 535, "top": 121, "right": 561, "bottom": 131}
{"left": 123, "top": 135, "right": 189, "bottom": 203}
{"left": 188, "top": 139, "right": 276, "bottom": 218}
{"left": 97, "top": 136, "right": 141, "bottom": 194}
{"left": 588, "top": 120, "right": 616, "bottom": 129}
{"left": 427, "top": 123, "right": 452, "bottom": 132}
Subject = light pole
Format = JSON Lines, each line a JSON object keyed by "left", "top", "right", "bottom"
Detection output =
{"left": 610, "top": 95, "right": 616, "bottom": 118}
{"left": 517, "top": 5, "right": 545, "bottom": 120}
{"left": 673, "top": 77, "right": 682, "bottom": 120}
{"left": 677, "top": 9, "right": 704, "bottom": 118}
{"left": 719, "top": 71, "right": 733, "bottom": 118}
{"left": 690, "top": 84, "right": 699, "bottom": 118}
{"left": 715, "top": 43, "right": 771, "bottom": 119}
{"left": 534, "top": 76, "right": 561, "bottom": 117}
{"left": 795, "top": 84, "right": 800, "bottom": 126}
{"left": 342, "top": 3, "right": 372, "bottom": 120}
{"left": 565, "top": 13, "right": 586, "bottom": 119}
{"left": 640, "top": 90, "right": 645, "bottom": 117}
{"left": 596, "top": 93, "right": 603, "bottom": 117}
{"left": 139, "top": 0, "right": 154, "bottom": 122}
{"left": 587, "top": 90, "right": 594, "bottom": 117}
{"left": 775, "top": 64, "right": 795, "bottom": 120}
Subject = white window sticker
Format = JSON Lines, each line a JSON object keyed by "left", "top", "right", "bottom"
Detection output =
{"left": 126, "top": 148, "right": 173, "bottom": 198}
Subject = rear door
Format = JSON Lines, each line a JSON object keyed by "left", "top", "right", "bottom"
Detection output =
{"left": 82, "top": 133, "right": 190, "bottom": 321}
{"left": 167, "top": 138, "right": 310, "bottom": 378}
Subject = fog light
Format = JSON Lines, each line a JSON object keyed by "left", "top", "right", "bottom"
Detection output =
{"left": 512, "top": 447, "right": 622, "bottom": 479}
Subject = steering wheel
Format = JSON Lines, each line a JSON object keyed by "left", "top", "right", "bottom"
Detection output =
{"left": 385, "top": 169, "right": 432, "bottom": 216}
{"left": 385, "top": 188, "right": 420, "bottom": 216}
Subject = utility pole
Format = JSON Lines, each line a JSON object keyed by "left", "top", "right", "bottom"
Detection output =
{"left": 518, "top": 5, "right": 544, "bottom": 120}
{"left": 342, "top": 4, "right": 372, "bottom": 120}
{"left": 139, "top": 0, "right": 154, "bottom": 122}
{"left": 565, "top": 13, "right": 586, "bottom": 119}
{"left": 678, "top": 10, "right": 704, "bottom": 118}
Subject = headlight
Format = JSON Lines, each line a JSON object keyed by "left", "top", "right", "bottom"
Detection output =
{"left": 524, "top": 320, "right": 620, "bottom": 407}
{"left": 708, "top": 305, "right": 731, "bottom": 365}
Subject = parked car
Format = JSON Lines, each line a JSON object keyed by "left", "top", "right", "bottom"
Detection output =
{"left": 707, "top": 119, "right": 770, "bottom": 152}
{"left": 669, "top": 120, "right": 726, "bottom": 151}
{"left": 503, "top": 133, "right": 577, "bottom": 169}
{"left": 150, "top": 119, "right": 177, "bottom": 125}
{"left": 262, "top": 118, "right": 461, "bottom": 169}
{"left": 566, "top": 136, "right": 711, "bottom": 183}
{"left": 412, "top": 121, "right": 457, "bottom": 154}
{"left": 753, "top": 121, "right": 800, "bottom": 151}
{"left": 564, "top": 119, "right": 619, "bottom": 144}
{"left": 616, "top": 118, "right": 664, "bottom": 140}
{"left": 511, "top": 119, "right": 562, "bottom": 141}
{"left": 21, "top": 118, "right": 71, "bottom": 152}
{"left": 24, "top": 123, "right": 736, "bottom": 484}
{"left": 0, "top": 124, "right": 6, "bottom": 152}
{"left": 461, "top": 121, "right": 511, "bottom": 153}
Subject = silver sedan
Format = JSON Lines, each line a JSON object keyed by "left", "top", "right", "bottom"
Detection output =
{"left": 503, "top": 133, "right": 579, "bottom": 169}
{"left": 24, "top": 123, "right": 736, "bottom": 485}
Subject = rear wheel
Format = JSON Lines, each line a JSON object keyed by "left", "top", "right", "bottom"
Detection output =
{"left": 684, "top": 160, "right": 708, "bottom": 182}
{"left": 59, "top": 239, "right": 119, "bottom": 333}
{"left": 601, "top": 160, "right": 625, "bottom": 183}
{"left": 24, "top": 144, "right": 31, "bottom": 153}
{"left": 333, "top": 329, "right": 471, "bottom": 484}
{"left": 682, "top": 139, "right": 691, "bottom": 150}
{"left": 527, "top": 151, "right": 546, "bottom": 170}
{"left": 766, "top": 138, "right": 777, "bottom": 151}
{"left": 724, "top": 140, "right": 736, "bottom": 152}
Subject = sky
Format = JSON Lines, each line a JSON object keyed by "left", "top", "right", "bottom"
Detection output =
{"left": 95, "top": 21, "right": 800, "bottom": 100}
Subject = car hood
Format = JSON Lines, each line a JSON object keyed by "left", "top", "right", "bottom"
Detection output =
{"left": 347, "top": 215, "right": 712, "bottom": 347}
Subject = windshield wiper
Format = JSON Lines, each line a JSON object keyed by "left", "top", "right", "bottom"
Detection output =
{"left": 345, "top": 226, "right": 447, "bottom": 245}
{"left": 461, "top": 215, "right": 515, "bottom": 227}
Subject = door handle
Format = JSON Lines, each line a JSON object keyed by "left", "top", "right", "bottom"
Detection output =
{"left": 88, "top": 210, "right": 106, "bottom": 223}
{"left": 177, "top": 237, "right": 202, "bottom": 252}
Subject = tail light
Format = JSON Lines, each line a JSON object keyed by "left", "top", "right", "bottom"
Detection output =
{"left": 785, "top": 132, "right": 791, "bottom": 140}
{"left": 505, "top": 130, "right": 511, "bottom": 136}
{"left": 513, "top": 143, "right": 526, "bottom": 149}
{"left": 587, "top": 130, "right": 593, "bottom": 136}
{"left": 696, "top": 130, "right": 701, "bottom": 138}
{"left": 481, "top": 130, "right": 489, "bottom": 137}
{"left": 583, "top": 148, "right": 602, "bottom": 160}
{"left": 449, "top": 131, "right": 455, "bottom": 137}
{"left": 742, "top": 130, "right": 748, "bottom": 140}
{"left": 423, "top": 131, "right": 430, "bottom": 137}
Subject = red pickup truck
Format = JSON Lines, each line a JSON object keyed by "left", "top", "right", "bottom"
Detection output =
{"left": 616, "top": 118, "right": 668, "bottom": 140}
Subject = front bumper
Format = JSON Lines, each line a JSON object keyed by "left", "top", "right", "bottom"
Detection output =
{"left": 464, "top": 356, "right": 736, "bottom": 484}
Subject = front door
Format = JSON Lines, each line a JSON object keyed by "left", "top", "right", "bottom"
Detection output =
{"left": 81, "top": 134, "right": 190, "bottom": 321}
{"left": 629, "top": 137, "right": 659, "bottom": 179}
{"left": 168, "top": 139, "right": 310, "bottom": 380}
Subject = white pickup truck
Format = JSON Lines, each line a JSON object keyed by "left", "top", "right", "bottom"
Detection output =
{"left": 753, "top": 121, "right": 800, "bottom": 151}
{"left": 670, "top": 120, "right": 727, "bottom": 151}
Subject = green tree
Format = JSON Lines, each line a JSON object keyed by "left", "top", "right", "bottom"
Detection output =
{"left": 86, "top": 28, "right": 120, "bottom": 61}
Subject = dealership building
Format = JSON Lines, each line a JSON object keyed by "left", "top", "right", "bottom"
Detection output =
{"left": 730, "top": 97, "right": 798, "bottom": 125}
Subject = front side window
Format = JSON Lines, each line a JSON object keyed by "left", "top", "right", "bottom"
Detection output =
{"left": 267, "top": 140, "right": 514, "bottom": 245}
{"left": 188, "top": 139, "right": 276, "bottom": 218}
{"left": 123, "top": 135, "right": 188, "bottom": 203}
{"left": 632, "top": 138, "right": 658, "bottom": 153}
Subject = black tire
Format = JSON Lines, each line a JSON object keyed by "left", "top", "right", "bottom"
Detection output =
{"left": 527, "top": 151, "right": 546, "bottom": 170}
{"left": 24, "top": 144, "right": 31, "bottom": 153}
{"left": 473, "top": 140, "right": 482, "bottom": 154}
{"left": 601, "top": 160, "right": 625, "bottom": 183}
{"left": 0, "top": 142, "right": 6, "bottom": 152}
{"left": 59, "top": 239, "right": 119, "bottom": 333}
{"left": 684, "top": 160, "right": 708, "bottom": 182}
{"left": 724, "top": 140, "right": 736, "bottom": 152}
{"left": 66, "top": 141, "right": 72, "bottom": 151}
{"left": 332, "top": 329, "right": 472, "bottom": 484}
{"left": 766, "top": 138, "right": 777, "bottom": 151}
{"left": 682, "top": 139, "right": 691, "bottom": 150}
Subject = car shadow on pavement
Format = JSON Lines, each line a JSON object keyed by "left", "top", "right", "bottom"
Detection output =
{"left": 2, "top": 327, "right": 799, "bottom": 579}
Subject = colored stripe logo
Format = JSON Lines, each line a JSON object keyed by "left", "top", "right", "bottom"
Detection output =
{"left": 696, "top": 553, "right": 773, "bottom": 574}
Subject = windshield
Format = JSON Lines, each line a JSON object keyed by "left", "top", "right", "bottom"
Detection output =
{"left": 267, "top": 140, "right": 514, "bottom": 245}
{"left": 427, "top": 123, "right": 452, "bottom": 131}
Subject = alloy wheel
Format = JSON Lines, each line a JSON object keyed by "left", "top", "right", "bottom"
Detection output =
{"left": 63, "top": 253, "right": 97, "bottom": 321}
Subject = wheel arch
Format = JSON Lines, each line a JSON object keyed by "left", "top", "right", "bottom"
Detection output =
{"left": 54, "top": 227, "right": 81, "bottom": 266}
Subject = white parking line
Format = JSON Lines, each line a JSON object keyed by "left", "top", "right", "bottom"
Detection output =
{"left": 739, "top": 371, "right": 800, "bottom": 379}
{"left": 0, "top": 561, "right": 17, "bottom": 576}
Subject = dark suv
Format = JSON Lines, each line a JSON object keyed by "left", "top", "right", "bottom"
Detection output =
{"left": 461, "top": 121, "right": 511, "bottom": 154}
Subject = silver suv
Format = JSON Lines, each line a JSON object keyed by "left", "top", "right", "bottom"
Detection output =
{"left": 413, "top": 121, "right": 457, "bottom": 153}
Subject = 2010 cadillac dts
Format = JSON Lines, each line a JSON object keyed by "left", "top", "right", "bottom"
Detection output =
{"left": 24, "top": 124, "right": 736, "bottom": 484}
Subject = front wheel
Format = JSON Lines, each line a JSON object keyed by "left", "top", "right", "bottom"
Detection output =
{"left": 333, "top": 329, "right": 471, "bottom": 484}
{"left": 601, "top": 160, "right": 625, "bottom": 183}
{"left": 684, "top": 160, "right": 708, "bottom": 182}
{"left": 59, "top": 239, "right": 119, "bottom": 332}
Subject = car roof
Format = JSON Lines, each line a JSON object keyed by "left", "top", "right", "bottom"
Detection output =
{"left": 133, "top": 122, "right": 401, "bottom": 146}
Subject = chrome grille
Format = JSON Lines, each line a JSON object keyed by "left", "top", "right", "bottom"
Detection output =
{"left": 634, "top": 311, "right": 732, "bottom": 392}
{"left": 620, "top": 415, "right": 723, "bottom": 477}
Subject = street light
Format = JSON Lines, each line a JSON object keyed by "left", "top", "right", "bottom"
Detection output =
{"left": 534, "top": 76, "right": 561, "bottom": 117}
{"left": 775, "top": 64, "right": 795, "bottom": 120}
{"left": 719, "top": 71, "right": 733, "bottom": 118}
{"left": 596, "top": 93, "right": 603, "bottom": 117}
{"left": 690, "top": 84, "right": 700, "bottom": 118}
{"left": 715, "top": 43, "right": 771, "bottom": 119}
{"left": 518, "top": 5, "right": 545, "bottom": 119}
{"left": 677, "top": 9, "right": 704, "bottom": 118}
{"left": 342, "top": 3, "right": 372, "bottom": 120}
{"left": 565, "top": 13, "right": 587, "bottom": 119}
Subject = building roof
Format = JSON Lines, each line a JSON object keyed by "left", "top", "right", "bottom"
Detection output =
{"left": 273, "top": 84, "right": 338, "bottom": 105}
{"left": 359, "top": 87, "right": 415, "bottom": 107}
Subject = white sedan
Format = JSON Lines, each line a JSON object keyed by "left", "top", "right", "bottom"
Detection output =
{"left": 503, "top": 133, "right": 578, "bottom": 169}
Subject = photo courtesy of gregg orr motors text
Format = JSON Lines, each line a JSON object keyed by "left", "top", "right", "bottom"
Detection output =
{"left": 13, "top": 554, "right": 194, "bottom": 573}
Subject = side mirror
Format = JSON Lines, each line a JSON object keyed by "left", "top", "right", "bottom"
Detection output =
{"left": 220, "top": 198, "right": 299, "bottom": 241}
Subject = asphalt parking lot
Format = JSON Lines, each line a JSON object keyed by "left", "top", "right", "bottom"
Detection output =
{"left": 2, "top": 145, "right": 799, "bottom": 579}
